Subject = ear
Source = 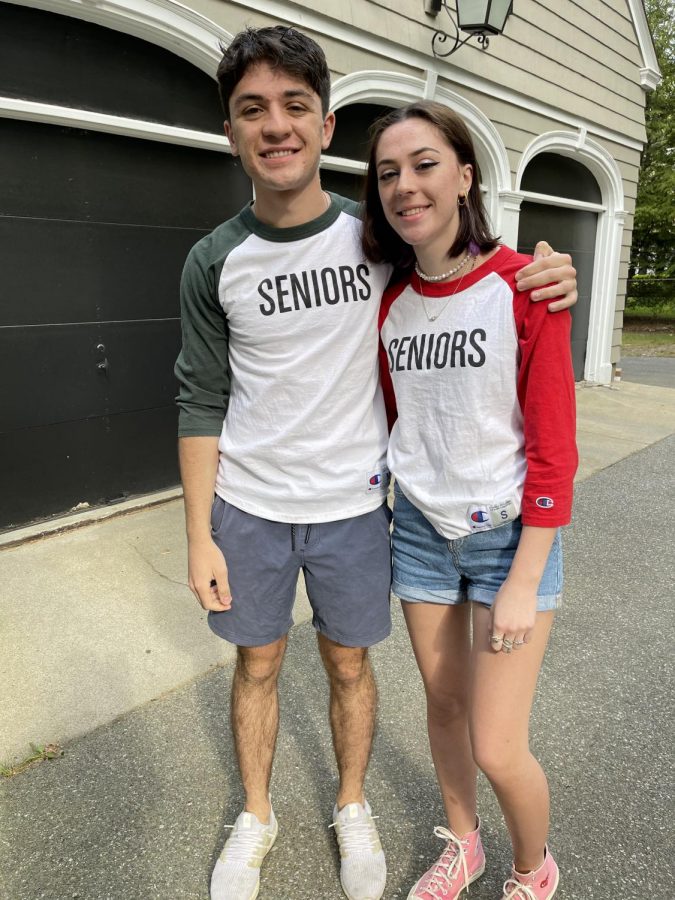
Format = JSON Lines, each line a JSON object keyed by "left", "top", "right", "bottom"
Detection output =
{"left": 461, "top": 163, "right": 473, "bottom": 194}
{"left": 321, "top": 111, "right": 337, "bottom": 151}
{"left": 224, "top": 120, "right": 239, "bottom": 157}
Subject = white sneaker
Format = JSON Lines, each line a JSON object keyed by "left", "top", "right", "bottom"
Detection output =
{"left": 210, "top": 808, "right": 278, "bottom": 900}
{"left": 331, "top": 800, "right": 386, "bottom": 900}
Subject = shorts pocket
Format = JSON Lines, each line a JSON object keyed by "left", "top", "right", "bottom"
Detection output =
{"left": 210, "top": 495, "right": 227, "bottom": 534}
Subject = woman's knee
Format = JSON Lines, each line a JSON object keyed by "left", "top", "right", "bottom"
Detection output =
{"left": 471, "top": 732, "right": 527, "bottom": 782}
{"left": 425, "top": 683, "right": 468, "bottom": 725}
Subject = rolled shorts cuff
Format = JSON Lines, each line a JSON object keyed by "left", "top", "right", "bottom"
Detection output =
{"left": 468, "top": 588, "right": 562, "bottom": 612}
{"left": 208, "top": 610, "right": 293, "bottom": 647}
{"left": 392, "top": 581, "right": 464, "bottom": 605}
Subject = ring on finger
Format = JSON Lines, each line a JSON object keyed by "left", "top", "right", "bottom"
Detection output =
{"left": 502, "top": 646, "right": 512, "bottom": 654}
{"left": 490, "top": 634, "right": 503, "bottom": 644}
{"left": 514, "top": 639, "right": 525, "bottom": 646}
{"left": 502, "top": 638, "right": 514, "bottom": 648}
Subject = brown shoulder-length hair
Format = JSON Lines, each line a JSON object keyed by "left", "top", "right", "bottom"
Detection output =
{"left": 361, "top": 101, "right": 499, "bottom": 272}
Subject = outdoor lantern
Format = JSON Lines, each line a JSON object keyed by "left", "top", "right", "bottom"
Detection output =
{"left": 428, "top": 0, "right": 514, "bottom": 57}
{"left": 456, "top": 0, "right": 513, "bottom": 35}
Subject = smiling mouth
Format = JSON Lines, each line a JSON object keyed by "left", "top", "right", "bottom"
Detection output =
{"left": 398, "top": 206, "right": 429, "bottom": 217}
{"left": 261, "top": 149, "right": 299, "bottom": 159}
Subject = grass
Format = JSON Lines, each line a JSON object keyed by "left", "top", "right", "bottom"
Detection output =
{"left": 0, "top": 743, "right": 63, "bottom": 778}
{"left": 622, "top": 306, "right": 675, "bottom": 357}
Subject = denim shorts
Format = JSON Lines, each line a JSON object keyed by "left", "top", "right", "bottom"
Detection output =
{"left": 391, "top": 485, "right": 562, "bottom": 610}
{"left": 208, "top": 495, "right": 393, "bottom": 648}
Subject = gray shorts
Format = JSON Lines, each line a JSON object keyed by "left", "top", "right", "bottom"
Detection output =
{"left": 208, "top": 496, "right": 392, "bottom": 648}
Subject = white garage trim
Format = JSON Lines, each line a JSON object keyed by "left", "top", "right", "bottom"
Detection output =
{"left": 516, "top": 131, "right": 627, "bottom": 385}
{"left": 4, "top": 0, "right": 230, "bottom": 76}
{"left": 330, "top": 70, "right": 510, "bottom": 235}
{"left": 0, "top": 96, "right": 232, "bottom": 152}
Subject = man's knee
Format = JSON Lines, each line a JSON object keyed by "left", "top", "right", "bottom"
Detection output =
{"left": 236, "top": 637, "right": 286, "bottom": 685}
{"left": 319, "top": 637, "right": 371, "bottom": 688}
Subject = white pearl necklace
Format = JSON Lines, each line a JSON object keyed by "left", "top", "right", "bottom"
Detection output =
{"left": 415, "top": 250, "right": 471, "bottom": 282}
{"left": 419, "top": 255, "right": 476, "bottom": 322}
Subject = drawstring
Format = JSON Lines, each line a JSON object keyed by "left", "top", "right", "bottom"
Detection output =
{"left": 291, "top": 524, "right": 312, "bottom": 550}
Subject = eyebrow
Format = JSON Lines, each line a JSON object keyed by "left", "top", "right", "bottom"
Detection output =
{"left": 233, "top": 89, "right": 314, "bottom": 107}
{"left": 376, "top": 146, "right": 441, "bottom": 167}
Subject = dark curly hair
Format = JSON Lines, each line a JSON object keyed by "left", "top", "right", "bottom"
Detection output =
{"left": 217, "top": 26, "right": 331, "bottom": 120}
{"left": 361, "top": 101, "right": 499, "bottom": 272}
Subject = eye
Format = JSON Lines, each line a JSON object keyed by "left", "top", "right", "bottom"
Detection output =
{"left": 287, "top": 103, "right": 308, "bottom": 114}
{"left": 378, "top": 169, "right": 397, "bottom": 183}
{"left": 416, "top": 159, "right": 438, "bottom": 172}
{"left": 241, "top": 105, "right": 263, "bottom": 117}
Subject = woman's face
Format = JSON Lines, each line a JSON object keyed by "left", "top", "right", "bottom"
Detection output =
{"left": 374, "top": 117, "right": 473, "bottom": 258}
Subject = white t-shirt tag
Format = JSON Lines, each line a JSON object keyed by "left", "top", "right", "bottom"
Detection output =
{"left": 467, "top": 498, "right": 518, "bottom": 531}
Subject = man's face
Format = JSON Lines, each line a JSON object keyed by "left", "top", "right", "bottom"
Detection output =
{"left": 225, "top": 62, "right": 335, "bottom": 198}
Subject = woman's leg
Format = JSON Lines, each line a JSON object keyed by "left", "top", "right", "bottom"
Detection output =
{"left": 402, "top": 600, "right": 476, "bottom": 837}
{"left": 469, "top": 604, "right": 554, "bottom": 873}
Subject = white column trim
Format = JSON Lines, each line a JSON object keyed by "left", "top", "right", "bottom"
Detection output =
{"left": 516, "top": 131, "right": 627, "bottom": 385}
{"left": 625, "top": 0, "right": 662, "bottom": 91}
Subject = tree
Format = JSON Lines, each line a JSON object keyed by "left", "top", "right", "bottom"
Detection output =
{"left": 629, "top": 0, "right": 674, "bottom": 278}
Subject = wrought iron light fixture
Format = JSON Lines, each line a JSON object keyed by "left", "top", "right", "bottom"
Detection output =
{"left": 426, "top": 0, "right": 514, "bottom": 58}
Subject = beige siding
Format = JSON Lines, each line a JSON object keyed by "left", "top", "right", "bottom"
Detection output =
{"left": 277, "top": 0, "right": 648, "bottom": 143}
{"left": 180, "top": 0, "right": 651, "bottom": 374}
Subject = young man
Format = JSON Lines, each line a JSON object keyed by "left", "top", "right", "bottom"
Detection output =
{"left": 175, "top": 26, "right": 578, "bottom": 900}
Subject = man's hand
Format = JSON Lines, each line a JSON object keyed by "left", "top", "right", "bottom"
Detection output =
{"left": 187, "top": 537, "right": 232, "bottom": 611}
{"left": 516, "top": 240, "right": 578, "bottom": 312}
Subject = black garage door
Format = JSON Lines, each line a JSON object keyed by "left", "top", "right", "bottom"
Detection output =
{"left": 0, "top": 5, "right": 250, "bottom": 529}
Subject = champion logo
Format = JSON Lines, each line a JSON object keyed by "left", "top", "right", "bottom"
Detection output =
{"left": 536, "top": 497, "right": 554, "bottom": 509}
{"left": 471, "top": 510, "right": 490, "bottom": 524}
{"left": 540, "top": 874, "right": 550, "bottom": 889}
{"left": 369, "top": 474, "right": 382, "bottom": 486}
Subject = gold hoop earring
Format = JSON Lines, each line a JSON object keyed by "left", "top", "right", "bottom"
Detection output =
{"left": 457, "top": 194, "right": 467, "bottom": 207}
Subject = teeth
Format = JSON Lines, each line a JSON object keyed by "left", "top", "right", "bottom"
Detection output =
{"left": 400, "top": 207, "right": 427, "bottom": 216}
{"left": 264, "top": 150, "right": 295, "bottom": 158}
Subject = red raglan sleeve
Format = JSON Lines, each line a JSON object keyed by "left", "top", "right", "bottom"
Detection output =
{"left": 378, "top": 281, "right": 406, "bottom": 433}
{"left": 514, "top": 289, "right": 578, "bottom": 526}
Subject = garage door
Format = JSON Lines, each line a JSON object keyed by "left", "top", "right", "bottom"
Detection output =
{"left": 0, "top": 5, "right": 250, "bottom": 529}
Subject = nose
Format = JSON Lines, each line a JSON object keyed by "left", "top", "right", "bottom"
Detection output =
{"left": 262, "top": 104, "right": 292, "bottom": 139}
{"left": 395, "top": 167, "right": 415, "bottom": 195}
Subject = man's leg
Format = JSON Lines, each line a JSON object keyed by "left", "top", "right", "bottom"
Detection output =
{"left": 317, "top": 634, "right": 376, "bottom": 808}
{"left": 232, "top": 636, "right": 287, "bottom": 823}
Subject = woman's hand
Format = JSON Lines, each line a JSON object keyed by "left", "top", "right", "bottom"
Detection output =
{"left": 488, "top": 577, "right": 538, "bottom": 653}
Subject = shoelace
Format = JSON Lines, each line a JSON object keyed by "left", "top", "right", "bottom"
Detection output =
{"left": 502, "top": 877, "right": 538, "bottom": 900}
{"left": 419, "top": 827, "right": 470, "bottom": 899}
{"left": 221, "top": 822, "right": 271, "bottom": 864}
{"left": 329, "top": 814, "right": 380, "bottom": 853}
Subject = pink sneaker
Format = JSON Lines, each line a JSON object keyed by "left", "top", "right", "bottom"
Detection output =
{"left": 407, "top": 820, "right": 485, "bottom": 899}
{"left": 501, "top": 847, "right": 559, "bottom": 900}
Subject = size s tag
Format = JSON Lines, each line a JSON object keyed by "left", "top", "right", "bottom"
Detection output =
{"left": 366, "top": 468, "right": 390, "bottom": 493}
{"left": 467, "top": 499, "right": 518, "bottom": 531}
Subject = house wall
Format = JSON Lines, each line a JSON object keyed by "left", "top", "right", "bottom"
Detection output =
{"left": 184, "top": 0, "right": 649, "bottom": 380}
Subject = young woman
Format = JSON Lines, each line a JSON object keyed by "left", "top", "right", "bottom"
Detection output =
{"left": 362, "top": 101, "right": 577, "bottom": 900}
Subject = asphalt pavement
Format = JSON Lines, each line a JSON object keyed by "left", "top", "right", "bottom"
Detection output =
{"left": 1, "top": 378, "right": 674, "bottom": 900}
{"left": 620, "top": 355, "right": 675, "bottom": 389}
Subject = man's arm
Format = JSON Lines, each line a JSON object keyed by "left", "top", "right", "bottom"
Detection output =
{"left": 179, "top": 436, "right": 231, "bottom": 611}
{"left": 515, "top": 241, "right": 578, "bottom": 312}
{"left": 175, "top": 241, "right": 232, "bottom": 611}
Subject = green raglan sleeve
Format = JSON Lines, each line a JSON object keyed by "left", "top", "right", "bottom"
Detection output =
{"left": 174, "top": 240, "right": 230, "bottom": 438}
